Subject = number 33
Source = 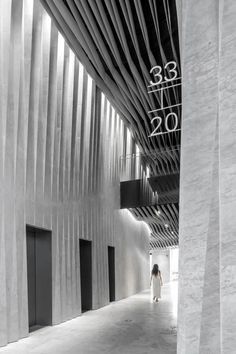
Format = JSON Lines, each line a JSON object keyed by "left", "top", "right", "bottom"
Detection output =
{"left": 149, "top": 61, "right": 178, "bottom": 86}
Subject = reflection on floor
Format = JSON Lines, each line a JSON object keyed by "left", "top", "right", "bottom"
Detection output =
{"left": 0, "top": 282, "right": 178, "bottom": 354}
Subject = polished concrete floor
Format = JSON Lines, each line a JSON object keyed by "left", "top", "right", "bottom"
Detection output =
{"left": 0, "top": 282, "right": 178, "bottom": 354}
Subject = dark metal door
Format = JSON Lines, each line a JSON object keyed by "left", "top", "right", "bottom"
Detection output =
{"left": 27, "top": 230, "right": 36, "bottom": 327}
{"left": 26, "top": 226, "right": 52, "bottom": 330}
{"left": 108, "top": 246, "right": 115, "bottom": 302}
{"left": 79, "top": 239, "right": 92, "bottom": 312}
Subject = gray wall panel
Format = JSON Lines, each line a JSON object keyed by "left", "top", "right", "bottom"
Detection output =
{"left": 0, "top": 0, "right": 150, "bottom": 347}
{"left": 178, "top": 0, "right": 236, "bottom": 353}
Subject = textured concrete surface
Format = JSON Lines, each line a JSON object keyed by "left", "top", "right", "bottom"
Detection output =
{"left": 0, "top": 283, "right": 177, "bottom": 354}
{"left": 0, "top": 0, "right": 150, "bottom": 347}
{"left": 177, "top": 0, "right": 236, "bottom": 353}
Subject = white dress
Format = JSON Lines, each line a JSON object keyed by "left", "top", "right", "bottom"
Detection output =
{"left": 151, "top": 273, "right": 162, "bottom": 299}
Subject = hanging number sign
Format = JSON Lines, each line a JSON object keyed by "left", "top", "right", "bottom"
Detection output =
{"left": 147, "top": 61, "right": 182, "bottom": 137}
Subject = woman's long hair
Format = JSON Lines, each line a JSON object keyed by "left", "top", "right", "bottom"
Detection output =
{"left": 152, "top": 264, "right": 159, "bottom": 276}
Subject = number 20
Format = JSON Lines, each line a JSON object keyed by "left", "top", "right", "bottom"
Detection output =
{"left": 149, "top": 113, "right": 178, "bottom": 137}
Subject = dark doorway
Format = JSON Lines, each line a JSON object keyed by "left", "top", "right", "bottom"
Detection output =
{"left": 79, "top": 239, "right": 92, "bottom": 312}
{"left": 108, "top": 246, "right": 115, "bottom": 302}
{"left": 26, "top": 226, "right": 52, "bottom": 331}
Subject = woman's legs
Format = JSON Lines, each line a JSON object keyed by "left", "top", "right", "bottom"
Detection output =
{"left": 153, "top": 296, "right": 160, "bottom": 302}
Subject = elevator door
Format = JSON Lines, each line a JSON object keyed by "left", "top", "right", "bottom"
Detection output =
{"left": 26, "top": 226, "right": 52, "bottom": 331}
{"left": 79, "top": 239, "right": 92, "bottom": 312}
{"left": 108, "top": 246, "right": 115, "bottom": 302}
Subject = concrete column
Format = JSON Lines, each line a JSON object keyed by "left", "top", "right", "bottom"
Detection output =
{"left": 177, "top": 1, "right": 236, "bottom": 353}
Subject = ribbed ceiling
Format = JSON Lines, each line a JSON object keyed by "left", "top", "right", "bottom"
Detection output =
{"left": 40, "top": 0, "right": 181, "bottom": 249}
{"left": 131, "top": 203, "right": 179, "bottom": 249}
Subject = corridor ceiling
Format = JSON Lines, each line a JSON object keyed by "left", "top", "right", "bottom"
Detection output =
{"left": 41, "top": 0, "right": 181, "bottom": 249}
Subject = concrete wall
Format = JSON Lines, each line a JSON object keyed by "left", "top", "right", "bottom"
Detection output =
{"left": 177, "top": 0, "right": 236, "bottom": 353}
{"left": 0, "top": 0, "right": 149, "bottom": 346}
{"left": 169, "top": 248, "right": 179, "bottom": 281}
{"left": 151, "top": 250, "right": 170, "bottom": 284}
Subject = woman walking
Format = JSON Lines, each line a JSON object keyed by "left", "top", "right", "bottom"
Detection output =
{"left": 150, "top": 264, "right": 163, "bottom": 302}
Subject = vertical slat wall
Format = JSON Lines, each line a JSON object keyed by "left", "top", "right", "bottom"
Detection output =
{"left": 0, "top": 0, "right": 150, "bottom": 347}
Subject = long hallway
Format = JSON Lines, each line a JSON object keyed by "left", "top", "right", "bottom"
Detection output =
{"left": 0, "top": 283, "right": 177, "bottom": 354}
